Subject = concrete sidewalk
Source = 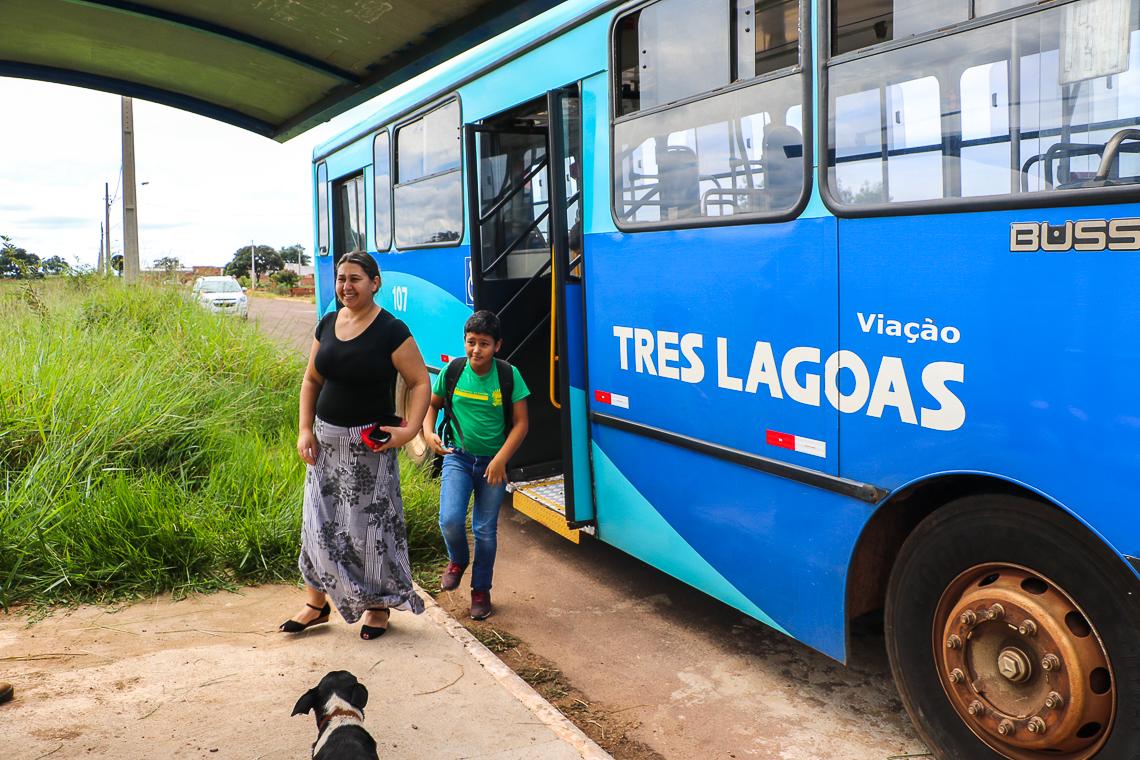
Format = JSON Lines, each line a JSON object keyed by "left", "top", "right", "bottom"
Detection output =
{"left": 0, "top": 584, "right": 611, "bottom": 759}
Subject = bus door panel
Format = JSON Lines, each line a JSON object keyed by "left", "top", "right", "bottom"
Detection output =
{"left": 548, "top": 86, "right": 594, "bottom": 525}
{"left": 464, "top": 88, "right": 594, "bottom": 526}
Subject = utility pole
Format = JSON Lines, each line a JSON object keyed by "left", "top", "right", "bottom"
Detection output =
{"left": 250, "top": 240, "right": 257, "bottom": 288}
{"left": 121, "top": 97, "right": 140, "bottom": 283}
{"left": 103, "top": 181, "right": 111, "bottom": 275}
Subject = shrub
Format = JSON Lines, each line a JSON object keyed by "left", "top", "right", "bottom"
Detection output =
{"left": 0, "top": 280, "right": 443, "bottom": 607}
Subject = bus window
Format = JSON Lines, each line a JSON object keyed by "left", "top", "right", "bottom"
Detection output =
{"left": 477, "top": 126, "right": 550, "bottom": 280}
{"left": 373, "top": 130, "right": 392, "bottom": 251}
{"left": 333, "top": 173, "right": 366, "bottom": 254}
{"left": 613, "top": 0, "right": 804, "bottom": 227}
{"left": 394, "top": 99, "right": 462, "bottom": 247}
{"left": 832, "top": 0, "right": 967, "bottom": 56}
{"left": 615, "top": 0, "right": 730, "bottom": 116}
{"left": 827, "top": 0, "right": 1140, "bottom": 208}
{"left": 316, "top": 162, "right": 329, "bottom": 256}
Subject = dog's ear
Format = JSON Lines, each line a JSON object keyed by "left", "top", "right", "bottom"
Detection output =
{"left": 292, "top": 688, "right": 320, "bottom": 716}
{"left": 350, "top": 682, "right": 368, "bottom": 710}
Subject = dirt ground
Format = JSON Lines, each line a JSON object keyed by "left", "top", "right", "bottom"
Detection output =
{"left": 0, "top": 586, "right": 603, "bottom": 760}
{"left": 248, "top": 294, "right": 930, "bottom": 760}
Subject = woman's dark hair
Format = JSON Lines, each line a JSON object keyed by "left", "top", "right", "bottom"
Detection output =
{"left": 337, "top": 252, "right": 380, "bottom": 282}
{"left": 464, "top": 310, "right": 501, "bottom": 341}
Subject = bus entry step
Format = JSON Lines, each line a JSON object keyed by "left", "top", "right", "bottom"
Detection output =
{"left": 510, "top": 476, "right": 579, "bottom": 544}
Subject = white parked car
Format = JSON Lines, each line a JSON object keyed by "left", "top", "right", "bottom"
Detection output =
{"left": 196, "top": 276, "right": 248, "bottom": 318}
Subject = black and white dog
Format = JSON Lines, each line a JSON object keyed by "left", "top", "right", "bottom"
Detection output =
{"left": 292, "top": 670, "right": 379, "bottom": 759}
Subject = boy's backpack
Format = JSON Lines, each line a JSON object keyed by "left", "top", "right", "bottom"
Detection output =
{"left": 437, "top": 357, "right": 515, "bottom": 450}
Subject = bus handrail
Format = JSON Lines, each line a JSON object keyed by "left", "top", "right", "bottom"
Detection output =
{"left": 504, "top": 311, "right": 551, "bottom": 363}
{"left": 495, "top": 257, "right": 553, "bottom": 319}
{"left": 1095, "top": 129, "right": 1140, "bottom": 182}
{"left": 478, "top": 155, "right": 549, "bottom": 224}
{"left": 481, "top": 206, "right": 550, "bottom": 276}
{"left": 548, "top": 246, "right": 560, "bottom": 410}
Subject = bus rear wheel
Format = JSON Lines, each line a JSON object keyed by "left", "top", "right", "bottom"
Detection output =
{"left": 885, "top": 495, "right": 1140, "bottom": 760}
{"left": 395, "top": 374, "right": 431, "bottom": 466}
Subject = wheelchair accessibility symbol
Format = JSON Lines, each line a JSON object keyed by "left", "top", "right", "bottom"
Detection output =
{"left": 464, "top": 256, "right": 474, "bottom": 306}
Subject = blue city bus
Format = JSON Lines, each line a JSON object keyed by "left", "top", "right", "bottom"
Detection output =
{"left": 310, "top": 0, "right": 1140, "bottom": 756}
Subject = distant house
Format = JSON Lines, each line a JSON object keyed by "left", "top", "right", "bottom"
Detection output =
{"left": 285, "top": 263, "right": 314, "bottom": 277}
{"left": 192, "top": 265, "right": 223, "bottom": 277}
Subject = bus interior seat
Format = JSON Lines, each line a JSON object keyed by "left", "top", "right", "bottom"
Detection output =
{"left": 762, "top": 124, "right": 804, "bottom": 210}
{"left": 657, "top": 144, "right": 700, "bottom": 218}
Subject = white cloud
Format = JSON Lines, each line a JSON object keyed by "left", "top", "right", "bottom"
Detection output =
{"left": 0, "top": 77, "right": 375, "bottom": 269}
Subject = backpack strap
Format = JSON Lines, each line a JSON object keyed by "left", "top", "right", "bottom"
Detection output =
{"left": 438, "top": 357, "right": 467, "bottom": 449}
{"left": 494, "top": 358, "right": 514, "bottom": 435}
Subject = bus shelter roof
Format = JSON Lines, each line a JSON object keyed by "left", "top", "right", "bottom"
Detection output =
{"left": 1, "top": 0, "right": 565, "bottom": 142}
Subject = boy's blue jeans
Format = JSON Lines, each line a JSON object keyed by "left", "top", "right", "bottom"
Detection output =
{"left": 438, "top": 450, "right": 507, "bottom": 591}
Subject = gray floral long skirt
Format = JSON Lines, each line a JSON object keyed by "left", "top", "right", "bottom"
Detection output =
{"left": 298, "top": 418, "right": 424, "bottom": 623}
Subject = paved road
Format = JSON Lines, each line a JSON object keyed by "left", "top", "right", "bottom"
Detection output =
{"left": 249, "top": 294, "right": 929, "bottom": 759}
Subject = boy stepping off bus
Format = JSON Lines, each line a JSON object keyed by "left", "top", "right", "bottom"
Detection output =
{"left": 424, "top": 310, "right": 529, "bottom": 620}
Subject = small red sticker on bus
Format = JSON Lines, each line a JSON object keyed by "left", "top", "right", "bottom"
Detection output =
{"left": 595, "top": 390, "right": 612, "bottom": 404}
{"left": 766, "top": 429, "right": 826, "bottom": 458}
{"left": 766, "top": 430, "right": 795, "bottom": 450}
{"left": 441, "top": 354, "right": 450, "bottom": 363}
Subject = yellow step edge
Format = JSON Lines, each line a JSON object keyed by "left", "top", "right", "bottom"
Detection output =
{"left": 512, "top": 489, "right": 579, "bottom": 544}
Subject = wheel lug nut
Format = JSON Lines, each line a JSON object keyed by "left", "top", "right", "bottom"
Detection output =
{"left": 947, "top": 634, "right": 962, "bottom": 650}
{"left": 1042, "top": 654, "right": 1061, "bottom": 672}
{"left": 1018, "top": 619, "right": 1037, "bottom": 636}
{"left": 948, "top": 668, "right": 965, "bottom": 684}
{"left": 1028, "top": 716, "right": 1047, "bottom": 734}
{"left": 961, "top": 610, "right": 977, "bottom": 626}
{"left": 967, "top": 700, "right": 986, "bottom": 717}
{"left": 1045, "top": 691, "right": 1064, "bottom": 709}
{"left": 998, "top": 719, "right": 1015, "bottom": 736}
{"left": 988, "top": 603, "right": 1005, "bottom": 621}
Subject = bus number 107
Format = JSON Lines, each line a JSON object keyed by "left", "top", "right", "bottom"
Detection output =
{"left": 391, "top": 285, "right": 408, "bottom": 311}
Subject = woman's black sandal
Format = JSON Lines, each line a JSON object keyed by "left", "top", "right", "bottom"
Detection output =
{"left": 360, "top": 608, "right": 390, "bottom": 640}
{"left": 279, "top": 601, "right": 331, "bottom": 633}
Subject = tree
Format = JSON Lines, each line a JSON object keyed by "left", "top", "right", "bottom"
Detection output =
{"left": 40, "top": 256, "right": 72, "bottom": 276}
{"left": 280, "top": 244, "right": 310, "bottom": 266}
{"left": 154, "top": 256, "right": 181, "bottom": 273}
{"left": 224, "top": 244, "right": 283, "bottom": 279}
{"left": 271, "top": 270, "right": 300, "bottom": 289}
{"left": 0, "top": 235, "right": 42, "bottom": 278}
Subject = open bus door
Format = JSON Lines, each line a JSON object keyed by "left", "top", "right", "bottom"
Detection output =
{"left": 464, "top": 85, "right": 595, "bottom": 541}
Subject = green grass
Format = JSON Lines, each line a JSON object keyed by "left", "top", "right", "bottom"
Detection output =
{"left": 0, "top": 277, "right": 445, "bottom": 608}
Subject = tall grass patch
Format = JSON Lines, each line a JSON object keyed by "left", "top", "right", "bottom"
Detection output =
{"left": 0, "top": 279, "right": 444, "bottom": 607}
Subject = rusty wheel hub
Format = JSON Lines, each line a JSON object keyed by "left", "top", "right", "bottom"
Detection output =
{"left": 934, "top": 564, "right": 1115, "bottom": 759}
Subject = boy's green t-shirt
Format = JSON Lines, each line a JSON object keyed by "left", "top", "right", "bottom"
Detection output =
{"left": 432, "top": 362, "right": 530, "bottom": 456}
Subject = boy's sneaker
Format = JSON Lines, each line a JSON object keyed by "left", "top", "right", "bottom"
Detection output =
{"left": 470, "top": 590, "right": 492, "bottom": 620}
{"left": 440, "top": 562, "right": 465, "bottom": 591}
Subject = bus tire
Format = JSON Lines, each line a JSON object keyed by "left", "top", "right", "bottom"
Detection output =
{"left": 395, "top": 374, "right": 432, "bottom": 466}
{"left": 884, "top": 494, "right": 1140, "bottom": 760}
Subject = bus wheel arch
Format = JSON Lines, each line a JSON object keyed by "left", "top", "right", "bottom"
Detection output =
{"left": 846, "top": 474, "right": 1035, "bottom": 624}
{"left": 863, "top": 487, "right": 1140, "bottom": 759}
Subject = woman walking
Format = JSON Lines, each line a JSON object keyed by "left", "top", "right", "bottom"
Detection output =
{"left": 280, "top": 252, "right": 430, "bottom": 639}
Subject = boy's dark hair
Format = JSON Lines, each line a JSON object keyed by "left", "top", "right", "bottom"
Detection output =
{"left": 464, "top": 310, "right": 501, "bottom": 342}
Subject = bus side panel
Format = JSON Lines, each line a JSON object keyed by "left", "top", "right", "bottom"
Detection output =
{"left": 591, "top": 424, "right": 867, "bottom": 661}
{"left": 585, "top": 219, "right": 840, "bottom": 472}
{"left": 584, "top": 217, "right": 851, "bottom": 655}
{"left": 376, "top": 248, "right": 472, "bottom": 372}
{"left": 838, "top": 205, "right": 1140, "bottom": 559}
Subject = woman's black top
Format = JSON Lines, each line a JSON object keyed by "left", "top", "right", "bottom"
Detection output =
{"left": 314, "top": 309, "right": 411, "bottom": 427}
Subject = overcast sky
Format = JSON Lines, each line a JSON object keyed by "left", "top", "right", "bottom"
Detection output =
{"left": 0, "top": 77, "right": 377, "bottom": 270}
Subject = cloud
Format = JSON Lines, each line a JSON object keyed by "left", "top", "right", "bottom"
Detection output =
{"left": 22, "top": 216, "right": 92, "bottom": 229}
{"left": 141, "top": 220, "right": 192, "bottom": 230}
{"left": 0, "top": 203, "right": 32, "bottom": 212}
